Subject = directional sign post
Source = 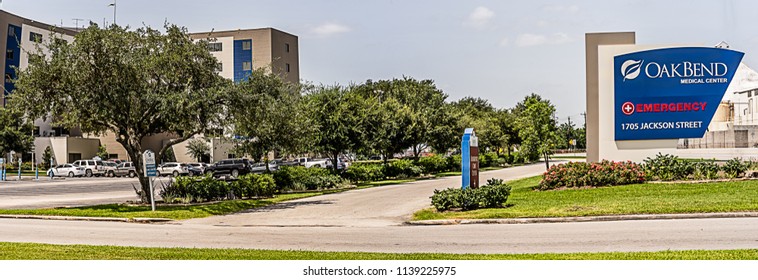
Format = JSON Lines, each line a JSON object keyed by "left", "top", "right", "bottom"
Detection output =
{"left": 142, "top": 150, "right": 157, "bottom": 211}
{"left": 461, "top": 128, "right": 480, "bottom": 189}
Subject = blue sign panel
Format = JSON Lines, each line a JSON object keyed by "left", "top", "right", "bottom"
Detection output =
{"left": 145, "top": 164, "right": 157, "bottom": 177}
{"left": 614, "top": 47, "right": 743, "bottom": 140}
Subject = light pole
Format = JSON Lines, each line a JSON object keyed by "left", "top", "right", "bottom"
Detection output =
{"left": 108, "top": 0, "right": 117, "bottom": 25}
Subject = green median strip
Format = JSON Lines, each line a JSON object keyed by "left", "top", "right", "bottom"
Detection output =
{"left": 415, "top": 176, "right": 758, "bottom": 220}
{"left": 0, "top": 193, "right": 324, "bottom": 220}
{"left": 0, "top": 242, "right": 756, "bottom": 260}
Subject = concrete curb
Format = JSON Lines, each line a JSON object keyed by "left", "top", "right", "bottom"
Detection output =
{"left": 406, "top": 212, "right": 758, "bottom": 226}
{"left": 0, "top": 214, "right": 173, "bottom": 224}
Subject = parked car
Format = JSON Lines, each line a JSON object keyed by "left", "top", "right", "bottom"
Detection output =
{"left": 72, "top": 160, "right": 105, "bottom": 177}
{"left": 156, "top": 162, "right": 189, "bottom": 177}
{"left": 326, "top": 158, "right": 350, "bottom": 170}
{"left": 275, "top": 158, "right": 300, "bottom": 167}
{"left": 205, "top": 158, "right": 253, "bottom": 178}
{"left": 101, "top": 161, "right": 119, "bottom": 177}
{"left": 113, "top": 161, "right": 137, "bottom": 178}
{"left": 250, "top": 161, "right": 279, "bottom": 173}
{"left": 46, "top": 164, "right": 85, "bottom": 177}
{"left": 186, "top": 162, "right": 209, "bottom": 176}
{"left": 295, "top": 157, "right": 328, "bottom": 168}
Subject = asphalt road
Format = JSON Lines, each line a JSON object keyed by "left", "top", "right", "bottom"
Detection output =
{"left": 0, "top": 177, "right": 170, "bottom": 209}
{"left": 1, "top": 162, "right": 757, "bottom": 254}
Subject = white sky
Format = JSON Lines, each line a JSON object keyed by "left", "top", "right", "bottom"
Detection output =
{"left": 3, "top": 0, "right": 756, "bottom": 125}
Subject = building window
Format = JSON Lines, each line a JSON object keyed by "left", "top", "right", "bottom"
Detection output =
{"left": 285, "top": 43, "right": 290, "bottom": 53}
{"left": 6, "top": 49, "right": 13, "bottom": 60}
{"left": 242, "top": 61, "right": 252, "bottom": 71}
{"left": 286, "top": 63, "right": 291, "bottom": 73}
{"left": 207, "top": 42, "right": 222, "bottom": 52}
{"left": 242, "top": 41, "right": 252, "bottom": 50}
{"left": 29, "top": 32, "right": 43, "bottom": 43}
{"left": 7, "top": 26, "right": 13, "bottom": 36}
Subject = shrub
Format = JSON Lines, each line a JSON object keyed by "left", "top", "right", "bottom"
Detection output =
{"left": 643, "top": 153, "right": 694, "bottom": 181}
{"left": 722, "top": 158, "right": 748, "bottom": 179}
{"left": 417, "top": 155, "right": 449, "bottom": 174}
{"left": 692, "top": 160, "right": 720, "bottom": 180}
{"left": 430, "top": 178, "right": 512, "bottom": 212}
{"left": 538, "top": 160, "right": 645, "bottom": 191}
{"left": 480, "top": 152, "right": 500, "bottom": 168}
{"left": 445, "top": 154, "right": 463, "bottom": 172}
{"left": 342, "top": 163, "right": 385, "bottom": 182}
{"left": 159, "top": 175, "right": 232, "bottom": 203}
{"left": 383, "top": 159, "right": 423, "bottom": 178}
{"left": 231, "top": 174, "right": 276, "bottom": 198}
{"left": 273, "top": 166, "right": 347, "bottom": 191}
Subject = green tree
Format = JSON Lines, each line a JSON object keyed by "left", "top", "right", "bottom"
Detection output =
{"left": 186, "top": 138, "right": 210, "bottom": 162}
{"left": 306, "top": 85, "right": 367, "bottom": 172}
{"left": 494, "top": 108, "right": 520, "bottom": 160}
{"left": 11, "top": 24, "right": 227, "bottom": 201}
{"left": 392, "top": 77, "right": 449, "bottom": 160}
{"left": 228, "top": 68, "right": 314, "bottom": 168}
{"left": 0, "top": 105, "right": 33, "bottom": 166}
{"left": 427, "top": 103, "right": 461, "bottom": 154}
{"left": 515, "top": 94, "right": 558, "bottom": 170}
{"left": 353, "top": 79, "right": 413, "bottom": 164}
{"left": 41, "top": 146, "right": 54, "bottom": 169}
{"left": 96, "top": 145, "right": 109, "bottom": 160}
{"left": 556, "top": 117, "right": 576, "bottom": 149}
{"left": 451, "top": 97, "right": 502, "bottom": 153}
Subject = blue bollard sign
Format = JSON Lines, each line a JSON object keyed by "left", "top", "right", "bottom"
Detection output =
{"left": 461, "top": 128, "right": 480, "bottom": 189}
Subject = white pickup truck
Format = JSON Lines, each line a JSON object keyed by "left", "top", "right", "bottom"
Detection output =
{"left": 295, "top": 157, "right": 328, "bottom": 168}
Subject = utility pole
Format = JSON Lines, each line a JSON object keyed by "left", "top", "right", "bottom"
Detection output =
{"left": 72, "top": 18, "right": 85, "bottom": 31}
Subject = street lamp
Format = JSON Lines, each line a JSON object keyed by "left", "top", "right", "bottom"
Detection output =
{"left": 108, "top": 0, "right": 117, "bottom": 25}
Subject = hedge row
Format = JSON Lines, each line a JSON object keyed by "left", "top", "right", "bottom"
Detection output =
{"left": 344, "top": 153, "right": 517, "bottom": 183}
{"left": 538, "top": 154, "right": 754, "bottom": 191}
{"left": 538, "top": 160, "right": 645, "bottom": 191}
{"left": 643, "top": 153, "right": 750, "bottom": 181}
{"left": 160, "top": 166, "right": 350, "bottom": 203}
{"left": 160, "top": 174, "right": 276, "bottom": 203}
{"left": 273, "top": 166, "right": 348, "bottom": 191}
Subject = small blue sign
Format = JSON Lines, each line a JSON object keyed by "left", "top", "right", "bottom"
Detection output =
{"left": 614, "top": 47, "right": 744, "bottom": 140}
{"left": 145, "top": 164, "right": 157, "bottom": 177}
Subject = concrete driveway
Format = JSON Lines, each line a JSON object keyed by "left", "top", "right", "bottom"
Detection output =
{"left": 183, "top": 163, "right": 552, "bottom": 228}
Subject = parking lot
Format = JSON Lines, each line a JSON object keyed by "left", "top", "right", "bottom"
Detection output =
{"left": 0, "top": 176, "right": 173, "bottom": 209}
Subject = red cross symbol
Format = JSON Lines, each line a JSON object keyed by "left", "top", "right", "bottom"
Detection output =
{"left": 621, "top": 102, "right": 635, "bottom": 116}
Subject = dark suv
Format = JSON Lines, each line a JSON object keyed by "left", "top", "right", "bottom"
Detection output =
{"left": 205, "top": 158, "right": 253, "bottom": 178}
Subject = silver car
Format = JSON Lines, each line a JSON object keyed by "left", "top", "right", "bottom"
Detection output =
{"left": 156, "top": 162, "right": 189, "bottom": 177}
{"left": 114, "top": 161, "right": 137, "bottom": 178}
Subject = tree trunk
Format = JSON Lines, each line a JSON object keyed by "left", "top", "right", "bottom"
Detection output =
{"left": 543, "top": 152, "right": 550, "bottom": 170}
{"left": 117, "top": 137, "right": 151, "bottom": 203}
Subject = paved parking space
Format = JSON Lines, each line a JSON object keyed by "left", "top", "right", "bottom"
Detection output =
{"left": 0, "top": 177, "right": 172, "bottom": 209}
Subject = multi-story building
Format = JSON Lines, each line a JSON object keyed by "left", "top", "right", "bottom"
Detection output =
{"left": 190, "top": 27, "right": 299, "bottom": 84}
{"left": 679, "top": 63, "right": 758, "bottom": 149}
{"left": 99, "top": 27, "right": 300, "bottom": 163}
{"left": 0, "top": 10, "right": 102, "bottom": 165}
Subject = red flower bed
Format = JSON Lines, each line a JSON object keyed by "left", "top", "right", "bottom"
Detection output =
{"left": 537, "top": 160, "right": 645, "bottom": 191}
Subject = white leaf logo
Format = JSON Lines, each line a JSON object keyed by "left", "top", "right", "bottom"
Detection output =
{"left": 621, "top": 60, "right": 643, "bottom": 81}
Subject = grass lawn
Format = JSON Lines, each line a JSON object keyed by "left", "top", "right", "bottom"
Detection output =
{"left": 0, "top": 242, "right": 756, "bottom": 260}
{"left": 0, "top": 193, "right": 324, "bottom": 220}
{"left": 414, "top": 176, "right": 758, "bottom": 220}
